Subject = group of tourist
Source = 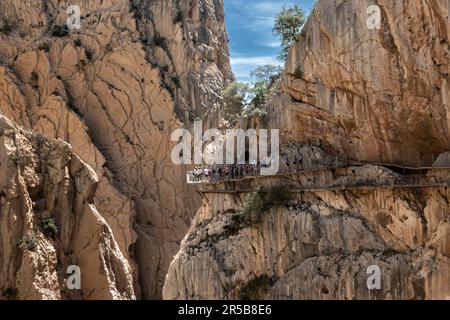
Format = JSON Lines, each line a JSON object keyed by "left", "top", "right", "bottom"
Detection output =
{"left": 282, "top": 155, "right": 304, "bottom": 171}
{"left": 191, "top": 155, "right": 305, "bottom": 183}
{"left": 191, "top": 160, "right": 274, "bottom": 183}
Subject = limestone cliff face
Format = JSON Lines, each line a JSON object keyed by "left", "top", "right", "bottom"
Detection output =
{"left": 269, "top": 0, "right": 450, "bottom": 166}
{"left": 0, "top": 0, "right": 232, "bottom": 299}
{"left": 132, "top": 0, "right": 234, "bottom": 126}
{"left": 164, "top": 162, "right": 450, "bottom": 300}
{"left": 163, "top": 0, "right": 450, "bottom": 300}
{"left": 0, "top": 115, "right": 134, "bottom": 300}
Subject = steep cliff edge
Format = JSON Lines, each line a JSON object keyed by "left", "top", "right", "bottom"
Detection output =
{"left": 164, "top": 163, "right": 450, "bottom": 299}
{"left": 132, "top": 0, "right": 234, "bottom": 126}
{"left": 0, "top": 115, "right": 134, "bottom": 300}
{"left": 163, "top": 0, "right": 450, "bottom": 300}
{"left": 270, "top": 0, "right": 449, "bottom": 166}
{"left": 0, "top": 0, "right": 232, "bottom": 299}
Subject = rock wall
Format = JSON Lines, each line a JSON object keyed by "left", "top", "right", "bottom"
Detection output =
{"left": 163, "top": 165, "right": 450, "bottom": 300}
{"left": 163, "top": 0, "right": 450, "bottom": 300}
{"left": 0, "top": 115, "right": 134, "bottom": 300}
{"left": 132, "top": 0, "right": 234, "bottom": 126}
{"left": 269, "top": 0, "right": 450, "bottom": 166}
{"left": 0, "top": 0, "right": 232, "bottom": 299}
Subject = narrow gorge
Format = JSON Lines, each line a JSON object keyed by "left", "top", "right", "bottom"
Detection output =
{"left": 0, "top": 0, "right": 449, "bottom": 300}
{"left": 164, "top": 0, "right": 450, "bottom": 300}
{"left": 0, "top": 0, "right": 232, "bottom": 299}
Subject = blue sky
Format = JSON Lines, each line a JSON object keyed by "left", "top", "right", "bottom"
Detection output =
{"left": 224, "top": 0, "right": 315, "bottom": 82}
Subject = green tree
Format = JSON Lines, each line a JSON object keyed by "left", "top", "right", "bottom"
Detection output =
{"left": 250, "top": 80, "right": 269, "bottom": 114}
{"left": 222, "top": 82, "right": 252, "bottom": 125}
{"left": 223, "top": 66, "right": 283, "bottom": 123}
{"left": 245, "top": 65, "right": 282, "bottom": 117}
{"left": 273, "top": 5, "right": 307, "bottom": 60}
{"left": 250, "top": 65, "right": 282, "bottom": 83}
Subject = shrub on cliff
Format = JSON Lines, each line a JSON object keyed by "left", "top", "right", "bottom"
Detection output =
{"left": 9, "top": 151, "right": 24, "bottom": 164}
{"left": 239, "top": 186, "right": 292, "bottom": 226}
{"left": 51, "top": 25, "right": 69, "bottom": 37}
{"left": 41, "top": 217, "right": 58, "bottom": 239}
{"left": 173, "top": 9, "right": 184, "bottom": 24}
{"left": 239, "top": 275, "right": 274, "bottom": 300}
{"left": 0, "top": 21, "right": 13, "bottom": 35}
{"left": 17, "top": 234, "right": 38, "bottom": 251}
{"left": 240, "top": 187, "right": 267, "bottom": 224}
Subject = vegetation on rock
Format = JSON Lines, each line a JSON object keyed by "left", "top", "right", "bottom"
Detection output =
{"left": 0, "top": 21, "right": 13, "bottom": 35}
{"left": 239, "top": 275, "right": 274, "bottom": 300}
{"left": 273, "top": 5, "right": 307, "bottom": 60}
{"left": 51, "top": 25, "right": 69, "bottom": 37}
{"left": 41, "top": 217, "right": 58, "bottom": 239}
{"left": 17, "top": 234, "right": 38, "bottom": 251}
{"left": 222, "top": 64, "right": 282, "bottom": 125}
{"left": 239, "top": 186, "right": 292, "bottom": 226}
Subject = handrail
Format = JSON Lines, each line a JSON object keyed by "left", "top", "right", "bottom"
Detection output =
{"left": 197, "top": 180, "right": 450, "bottom": 194}
{"left": 187, "top": 160, "right": 450, "bottom": 185}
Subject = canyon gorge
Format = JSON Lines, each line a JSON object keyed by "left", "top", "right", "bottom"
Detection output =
{"left": 0, "top": 0, "right": 449, "bottom": 300}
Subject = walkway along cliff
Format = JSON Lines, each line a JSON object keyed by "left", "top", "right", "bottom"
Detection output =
{"left": 0, "top": 0, "right": 449, "bottom": 300}
{"left": 0, "top": 0, "right": 232, "bottom": 299}
{"left": 163, "top": 0, "right": 450, "bottom": 300}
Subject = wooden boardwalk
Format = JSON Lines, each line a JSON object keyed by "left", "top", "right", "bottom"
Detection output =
{"left": 192, "top": 160, "right": 450, "bottom": 194}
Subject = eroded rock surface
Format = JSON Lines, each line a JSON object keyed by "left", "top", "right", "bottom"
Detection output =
{"left": 163, "top": 0, "right": 450, "bottom": 300}
{"left": 0, "top": 115, "right": 134, "bottom": 300}
{"left": 163, "top": 164, "right": 450, "bottom": 300}
{"left": 0, "top": 0, "right": 232, "bottom": 299}
{"left": 269, "top": 0, "right": 450, "bottom": 166}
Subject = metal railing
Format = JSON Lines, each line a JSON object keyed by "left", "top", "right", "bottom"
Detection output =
{"left": 187, "top": 159, "right": 450, "bottom": 186}
{"left": 187, "top": 156, "right": 450, "bottom": 195}
{"left": 196, "top": 175, "right": 450, "bottom": 194}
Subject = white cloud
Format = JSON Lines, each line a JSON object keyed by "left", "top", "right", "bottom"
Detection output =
{"left": 227, "top": 1, "right": 290, "bottom": 31}
{"left": 225, "top": 0, "right": 313, "bottom": 82}
{"left": 231, "top": 56, "right": 280, "bottom": 66}
{"left": 257, "top": 39, "right": 281, "bottom": 48}
{"left": 251, "top": 16, "right": 276, "bottom": 29}
{"left": 252, "top": 2, "right": 287, "bottom": 14}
